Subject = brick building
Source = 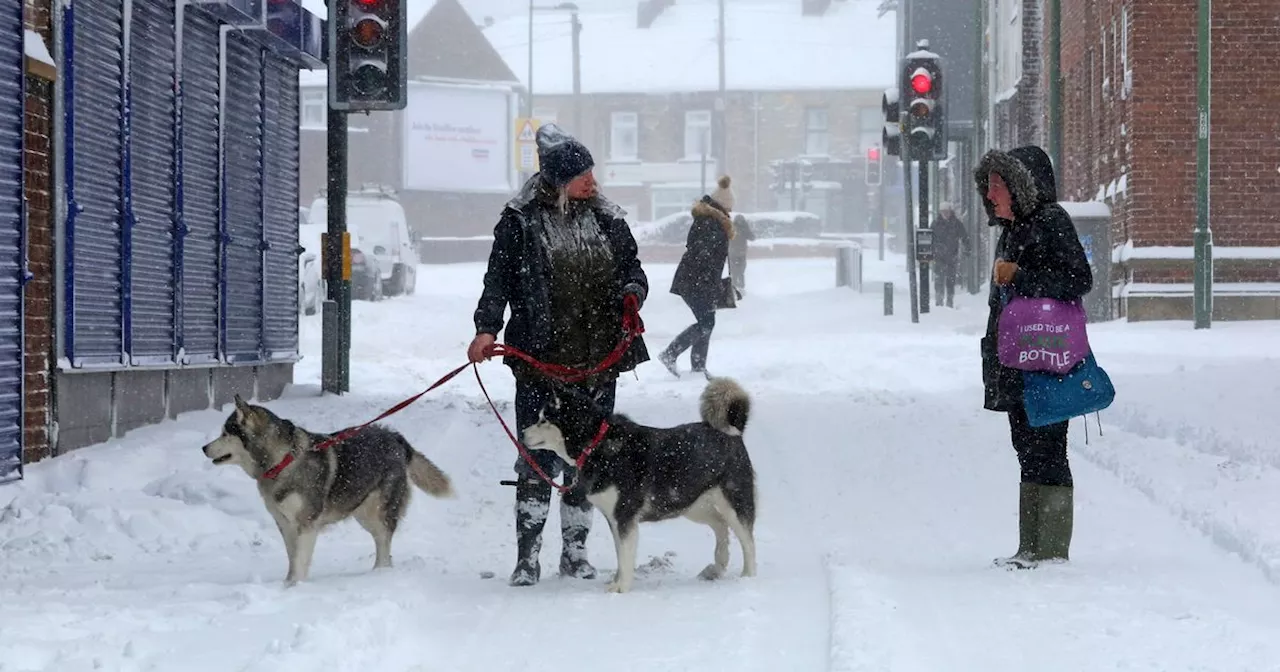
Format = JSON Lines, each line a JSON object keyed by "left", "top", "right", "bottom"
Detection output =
{"left": 984, "top": 0, "right": 1280, "bottom": 321}
{"left": 482, "top": 0, "right": 895, "bottom": 229}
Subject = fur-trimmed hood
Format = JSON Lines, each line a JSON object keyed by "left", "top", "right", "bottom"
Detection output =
{"left": 973, "top": 145, "right": 1058, "bottom": 225}
{"left": 692, "top": 197, "right": 735, "bottom": 240}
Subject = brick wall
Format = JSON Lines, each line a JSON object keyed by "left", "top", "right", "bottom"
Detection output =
{"left": 23, "top": 0, "right": 55, "bottom": 461}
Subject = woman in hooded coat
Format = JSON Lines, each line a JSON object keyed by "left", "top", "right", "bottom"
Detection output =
{"left": 974, "top": 145, "right": 1092, "bottom": 569}
{"left": 658, "top": 176, "right": 736, "bottom": 378}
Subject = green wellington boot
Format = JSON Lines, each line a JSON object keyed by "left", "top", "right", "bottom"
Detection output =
{"left": 1029, "top": 485, "right": 1073, "bottom": 565}
{"left": 993, "top": 482, "right": 1040, "bottom": 569}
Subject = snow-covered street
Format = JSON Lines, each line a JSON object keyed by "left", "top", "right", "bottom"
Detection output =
{"left": 4, "top": 256, "right": 1280, "bottom": 671}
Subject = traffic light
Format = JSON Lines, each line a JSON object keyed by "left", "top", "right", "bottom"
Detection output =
{"left": 865, "top": 146, "right": 882, "bottom": 187}
{"left": 329, "top": 0, "right": 407, "bottom": 111}
{"left": 900, "top": 47, "right": 945, "bottom": 160}
{"left": 881, "top": 87, "right": 901, "bottom": 157}
{"left": 800, "top": 160, "right": 814, "bottom": 193}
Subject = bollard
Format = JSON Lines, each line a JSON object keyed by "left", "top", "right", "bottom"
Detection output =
{"left": 883, "top": 282, "right": 894, "bottom": 316}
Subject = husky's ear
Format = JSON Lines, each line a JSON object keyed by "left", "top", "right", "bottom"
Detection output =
{"left": 233, "top": 394, "right": 251, "bottom": 421}
{"left": 591, "top": 387, "right": 608, "bottom": 404}
{"left": 548, "top": 391, "right": 563, "bottom": 411}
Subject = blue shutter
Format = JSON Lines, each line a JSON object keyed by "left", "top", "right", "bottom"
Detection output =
{"left": 178, "top": 10, "right": 220, "bottom": 364}
{"left": 128, "top": 0, "right": 177, "bottom": 363}
{"left": 262, "top": 55, "right": 299, "bottom": 359}
{"left": 0, "top": 2, "right": 24, "bottom": 482}
{"left": 221, "top": 34, "right": 263, "bottom": 363}
{"left": 65, "top": 1, "right": 125, "bottom": 365}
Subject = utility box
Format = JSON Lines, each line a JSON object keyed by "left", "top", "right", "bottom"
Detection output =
{"left": 1061, "top": 201, "right": 1113, "bottom": 323}
{"left": 915, "top": 228, "right": 934, "bottom": 262}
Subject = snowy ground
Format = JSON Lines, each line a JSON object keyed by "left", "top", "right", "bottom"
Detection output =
{"left": 4, "top": 255, "right": 1280, "bottom": 671}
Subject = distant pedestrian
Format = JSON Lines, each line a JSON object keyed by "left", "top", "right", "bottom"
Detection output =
{"left": 659, "top": 175, "right": 735, "bottom": 379}
{"left": 728, "top": 213, "right": 756, "bottom": 294}
{"left": 930, "top": 202, "right": 971, "bottom": 308}
{"left": 975, "top": 145, "right": 1092, "bottom": 569}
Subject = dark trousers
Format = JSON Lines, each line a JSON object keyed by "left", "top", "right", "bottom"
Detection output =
{"left": 1008, "top": 405, "right": 1072, "bottom": 487}
{"left": 663, "top": 295, "right": 717, "bottom": 371}
{"left": 512, "top": 374, "right": 618, "bottom": 488}
{"left": 934, "top": 259, "right": 959, "bottom": 307}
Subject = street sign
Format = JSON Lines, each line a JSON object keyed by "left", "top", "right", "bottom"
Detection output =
{"left": 514, "top": 117, "right": 540, "bottom": 173}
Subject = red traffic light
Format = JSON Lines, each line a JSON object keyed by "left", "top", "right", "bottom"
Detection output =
{"left": 911, "top": 72, "right": 933, "bottom": 95}
{"left": 867, "top": 147, "right": 881, "bottom": 161}
{"left": 353, "top": 0, "right": 380, "bottom": 7}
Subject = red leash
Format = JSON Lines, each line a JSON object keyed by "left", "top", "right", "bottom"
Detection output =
{"left": 261, "top": 303, "right": 642, "bottom": 488}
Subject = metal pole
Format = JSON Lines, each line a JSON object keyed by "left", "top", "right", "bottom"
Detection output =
{"left": 919, "top": 159, "right": 931, "bottom": 313}
{"left": 1193, "top": 0, "right": 1213, "bottom": 328}
{"left": 876, "top": 179, "right": 885, "bottom": 261}
{"left": 525, "top": 0, "right": 534, "bottom": 118}
{"left": 903, "top": 156, "right": 919, "bottom": 324}
{"left": 1047, "top": 0, "right": 1062, "bottom": 170}
{"left": 717, "top": 0, "right": 727, "bottom": 174}
{"left": 571, "top": 10, "right": 581, "bottom": 134}
{"left": 322, "top": 108, "right": 351, "bottom": 394}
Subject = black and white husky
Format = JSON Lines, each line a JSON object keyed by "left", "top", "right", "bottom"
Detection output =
{"left": 522, "top": 377, "right": 757, "bottom": 593}
{"left": 202, "top": 395, "right": 454, "bottom": 586}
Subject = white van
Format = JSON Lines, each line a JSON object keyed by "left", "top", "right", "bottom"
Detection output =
{"left": 307, "top": 185, "right": 420, "bottom": 296}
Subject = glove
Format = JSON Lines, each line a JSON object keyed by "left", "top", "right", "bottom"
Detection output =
{"left": 621, "top": 293, "right": 644, "bottom": 335}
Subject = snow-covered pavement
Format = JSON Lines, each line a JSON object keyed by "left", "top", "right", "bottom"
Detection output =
{"left": 4, "top": 255, "right": 1280, "bottom": 671}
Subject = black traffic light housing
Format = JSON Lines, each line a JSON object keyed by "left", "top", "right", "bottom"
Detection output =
{"left": 329, "top": 0, "right": 408, "bottom": 111}
{"left": 900, "top": 45, "right": 946, "bottom": 161}
{"left": 881, "top": 87, "right": 901, "bottom": 158}
{"left": 865, "top": 146, "right": 882, "bottom": 187}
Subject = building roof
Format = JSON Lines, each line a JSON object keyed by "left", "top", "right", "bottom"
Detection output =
{"left": 481, "top": 0, "right": 897, "bottom": 95}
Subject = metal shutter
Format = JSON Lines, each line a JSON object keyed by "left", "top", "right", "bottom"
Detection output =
{"left": 221, "top": 33, "right": 263, "bottom": 363}
{"left": 178, "top": 10, "right": 220, "bottom": 364}
{"left": 66, "top": 0, "right": 125, "bottom": 365}
{"left": 128, "top": 0, "right": 177, "bottom": 363}
{"left": 0, "top": 1, "right": 24, "bottom": 482}
{"left": 262, "top": 54, "right": 299, "bottom": 359}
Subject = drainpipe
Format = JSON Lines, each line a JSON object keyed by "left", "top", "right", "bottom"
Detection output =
{"left": 1047, "top": 0, "right": 1062, "bottom": 170}
{"left": 752, "top": 91, "right": 759, "bottom": 210}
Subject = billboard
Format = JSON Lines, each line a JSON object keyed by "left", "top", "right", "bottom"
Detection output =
{"left": 402, "top": 83, "right": 515, "bottom": 192}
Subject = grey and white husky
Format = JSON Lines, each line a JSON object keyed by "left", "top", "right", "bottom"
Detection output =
{"left": 202, "top": 395, "right": 453, "bottom": 586}
{"left": 522, "top": 377, "right": 757, "bottom": 593}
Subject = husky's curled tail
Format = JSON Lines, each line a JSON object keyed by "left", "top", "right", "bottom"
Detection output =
{"left": 699, "top": 377, "right": 751, "bottom": 436}
{"left": 405, "top": 441, "right": 454, "bottom": 498}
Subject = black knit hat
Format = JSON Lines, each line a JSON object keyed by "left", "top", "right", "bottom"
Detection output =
{"left": 536, "top": 123, "right": 594, "bottom": 188}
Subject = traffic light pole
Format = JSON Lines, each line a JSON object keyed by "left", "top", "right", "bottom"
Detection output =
{"left": 322, "top": 108, "right": 351, "bottom": 395}
{"left": 1193, "top": 0, "right": 1213, "bottom": 329}
{"left": 918, "top": 159, "right": 931, "bottom": 313}
{"left": 903, "top": 156, "right": 919, "bottom": 324}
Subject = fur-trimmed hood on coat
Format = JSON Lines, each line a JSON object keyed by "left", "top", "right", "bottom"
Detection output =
{"left": 691, "top": 197, "right": 735, "bottom": 240}
{"left": 973, "top": 145, "right": 1059, "bottom": 224}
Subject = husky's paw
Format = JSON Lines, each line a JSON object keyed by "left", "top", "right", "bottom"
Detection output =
{"left": 282, "top": 577, "right": 299, "bottom": 589}
{"left": 741, "top": 565, "right": 757, "bottom": 578}
{"left": 698, "top": 564, "right": 725, "bottom": 581}
{"left": 605, "top": 580, "right": 631, "bottom": 594}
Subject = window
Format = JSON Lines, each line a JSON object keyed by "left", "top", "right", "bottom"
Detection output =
{"left": 651, "top": 187, "right": 703, "bottom": 220}
{"left": 1120, "top": 5, "right": 1131, "bottom": 99}
{"left": 858, "top": 107, "right": 881, "bottom": 153}
{"left": 684, "top": 110, "right": 712, "bottom": 159}
{"left": 610, "top": 111, "right": 639, "bottom": 161}
{"left": 805, "top": 107, "right": 829, "bottom": 155}
{"left": 301, "top": 90, "right": 325, "bottom": 129}
{"left": 533, "top": 107, "right": 559, "bottom": 126}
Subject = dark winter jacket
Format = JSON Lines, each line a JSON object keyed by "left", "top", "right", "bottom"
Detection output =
{"left": 974, "top": 146, "right": 1093, "bottom": 412}
{"left": 930, "top": 213, "right": 970, "bottom": 266}
{"left": 670, "top": 196, "right": 733, "bottom": 304}
{"left": 729, "top": 215, "right": 755, "bottom": 260}
{"left": 474, "top": 174, "right": 650, "bottom": 379}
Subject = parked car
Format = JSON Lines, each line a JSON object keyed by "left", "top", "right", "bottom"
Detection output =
{"left": 297, "top": 212, "right": 326, "bottom": 315}
{"left": 307, "top": 185, "right": 418, "bottom": 298}
{"left": 297, "top": 209, "right": 383, "bottom": 303}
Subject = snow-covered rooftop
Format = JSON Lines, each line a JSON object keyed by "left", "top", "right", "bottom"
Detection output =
{"left": 481, "top": 0, "right": 897, "bottom": 94}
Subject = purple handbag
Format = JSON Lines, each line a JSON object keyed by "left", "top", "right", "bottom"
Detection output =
{"left": 997, "top": 294, "right": 1090, "bottom": 374}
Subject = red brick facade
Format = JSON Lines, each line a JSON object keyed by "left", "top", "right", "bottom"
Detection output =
{"left": 23, "top": 0, "right": 55, "bottom": 461}
{"left": 1057, "top": 0, "right": 1280, "bottom": 318}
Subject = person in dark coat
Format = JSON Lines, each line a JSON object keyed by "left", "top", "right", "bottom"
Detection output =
{"left": 974, "top": 145, "right": 1093, "bottom": 569}
{"left": 930, "top": 202, "right": 970, "bottom": 308}
{"left": 468, "top": 123, "right": 650, "bottom": 587}
{"left": 658, "top": 177, "right": 735, "bottom": 379}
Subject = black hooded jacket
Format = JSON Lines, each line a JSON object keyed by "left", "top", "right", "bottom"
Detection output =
{"left": 473, "top": 174, "right": 650, "bottom": 379}
{"left": 670, "top": 196, "right": 734, "bottom": 304}
{"left": 973, "top": 145, "right": 1093, "bottom": 412}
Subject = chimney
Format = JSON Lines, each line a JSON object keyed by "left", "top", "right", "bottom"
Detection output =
{"left": 637, "top": 0, "right": 674, "bottom": 29}
{"left": 801, "top": 0, "right": 833, "bottom": 16}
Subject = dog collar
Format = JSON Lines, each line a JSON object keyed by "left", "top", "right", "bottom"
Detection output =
{"left": 573, "top": 420, "right": 611, "bottom": 471}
